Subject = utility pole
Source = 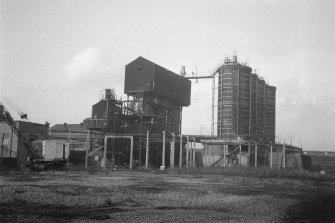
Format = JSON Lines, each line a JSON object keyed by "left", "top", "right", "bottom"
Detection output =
{"left": 179, "top": 134, "right": 183, "bottom": 168}
{"left": 145, "top": 131, "right": 149, "bottom": 169}
{"left": 161, "top": 131, "right": 166, "bottom": 170}
{"left": 85, "top": 130, "right": 90, "bottom": 169}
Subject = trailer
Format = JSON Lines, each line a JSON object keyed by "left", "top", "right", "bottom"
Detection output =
{"left": 31, "top": 140, "right": 69, "bottom": 170}
{"left": 1, "top": 102, "right": 70, "bottom": 170}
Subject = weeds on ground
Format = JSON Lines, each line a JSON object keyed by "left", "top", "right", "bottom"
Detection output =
{"left": 168, "top": 166, "right": 334, "bottom": 182}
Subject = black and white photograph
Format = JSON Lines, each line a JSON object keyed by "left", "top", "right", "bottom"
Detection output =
{"left": 1, "top": 0, "right": 335, "bottom": 222}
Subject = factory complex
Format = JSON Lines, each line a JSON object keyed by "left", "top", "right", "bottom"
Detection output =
{"left": 2, "top": 54, "right": 331, "bottom": 172}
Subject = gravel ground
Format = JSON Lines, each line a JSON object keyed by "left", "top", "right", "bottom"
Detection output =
{"left": 0, "top": 170, "right": 335, "bottom": 222}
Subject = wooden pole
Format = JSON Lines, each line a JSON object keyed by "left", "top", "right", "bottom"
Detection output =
{"left": 102, "top": 136, "right": 107, "bottom": 170}
{"left": 186, "top": 136, "right": 189, "bottom": 167}
{"left": 130, "top": 136, "right": 134, "bottom": 170}
{"left": 161, "top": 131, "right": 166, "bottom": 169}
{"left": 223, "top": 144, "right": 226, "bottom": 167}
{"left": 145, "top": 131, "right": 149, "bottom": 169}
{"left": 1, "top": 133, "right": 4, "bottom": 158}
{"left": 283, "top": 143, "right": 286, "bottom": 169}
{"left": 192, "top": 140, "right": 196, "bottom": 167}
{"left": 179, "top": 134, "right": 183, "bottom": 168}
{"left": 9, "top": 129, "right": 13, "bottom": 157}
{"left": 270, "top": 143, "right": 273, "bottom": 168}
{"left": 171, "top": 133, "right": 175, "bottom": 168}
{"left": 255, "top": 144, "right": 258, "bottom": 167}
{"left": 85, "top": 130, "right": 89, "bottom": 169}
{"left": 239, "top": 144, "right": 242, "bottom": 166}
{"left": 248, "top": 142, "right": 251, "bottom": 156}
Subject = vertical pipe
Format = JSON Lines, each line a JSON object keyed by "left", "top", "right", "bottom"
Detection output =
{"left": 237, "top": 68, "right": 240, "bottom": 137}
{"left": 179, "top": 107, "right": 182, "bottom": 135}
{"left": 211, "top": 76, "right": 215, "bottom": 136}
{"left": 283, "top": 143, "right": 286, "bottom": 169}
{"left": 220, "top": 70, "right": 223, "bottom": 139}
{"left": 170, "top": 133, "right": 175, "bottom": 168}
{"left": 102, "top": 136, "right": 107, "bottom": 170}
{"left": 204, "top": 143, "right": 207, "bottom": 167}
{"left": 188, "top": 142, "right": 193, "bottom": 167}
{"left": 85, "top": 130, "right": 89, "bottom": 169}
{"left": 270, "top": 143, "right": 273, "bottom": 168}
{"left": 48, "top": 127, "right": 51, "bottom": 139}
{"left": 192, "top": 140, "right": 196, "bottom": 167}
{"left": 170, "top": 141, "right": 174, "bottom": 168}
{"left": 207, "top": 144, "right": 210, "bottom": 166}
{"left": 248, "top": 142, "right": 251, "bottom": 156}
{"left": 263, "top": 83, "right": 266, "bottom": 143}
{"left": 145, "top": 131, "right": 149, "bottom": 169}
{"left": 130, "top": 136, "right": 134, "bottom": 170}
{"left": 9, "top": 129, "right": 13, "bottom": 157}
{"left": 179, "top": 134, "right": 183, "bottom": 168}
{"left": 171, "top": 134, "right": 174, "bottom": 168}
{"left": 138, "top": 131, "right": 142, "bottom": 166}
{"left": 223, "top": 144, "right": 226, "bottom": 167}
{"left": 239, "top": 144, "right": 242, "bottom": 166}
{"left": 249, "top": 71, "right": 252, "bottom": 142}
{"left": 255, "top": 79, "right": 258, "bottom": 141}
{"left": 208, "top": 144, "right": 211, "bottom": 166}
{"left": 255, "top": 144, "right": 258, "bottom": 167}
{"left": 186, "top": 136, "right": 189, "bottom": 167}
{"left": 161, "top": 131, "right": 166, "bottom": 168}
{"left": 106, "top": 99, "right": 109, "bottom": 131}
{"left": 1, "top": 133, "right": 4, "bottom": 158}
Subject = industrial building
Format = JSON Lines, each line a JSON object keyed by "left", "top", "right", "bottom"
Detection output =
{"left": 216, "top": 55, "right": 276, "bottom": 143}
{"left": 0, "top": 121, "right": 48, "bottom": 168}
{"left": 74, "top": 57, "right": 192, "bottom": 169}
{"left": 200, "top": 54, "right": 301, "bottom": 168}
{"left": 83, "top": 57, "right": 191, "bottom": 135}
{"left": 50, "top": 55, "right": 302, "bottom": 170}
{"left": 0, "top": 55, "right": 305, "bottom": 170}
{"left": 123, "top": 56, "right": 191, "bottom": 134}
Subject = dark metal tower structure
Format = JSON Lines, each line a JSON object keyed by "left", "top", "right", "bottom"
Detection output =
{"left": 123, "top": 57, "right": 191, "bottom": 135}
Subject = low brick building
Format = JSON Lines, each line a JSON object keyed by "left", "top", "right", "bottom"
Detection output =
{"left": 0, "top": 121, "right": 48, "bottom": 168}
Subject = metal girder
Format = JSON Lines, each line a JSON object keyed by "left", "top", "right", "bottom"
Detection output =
{"left": 0, "top": 103, "right": 39, "bottom": 159}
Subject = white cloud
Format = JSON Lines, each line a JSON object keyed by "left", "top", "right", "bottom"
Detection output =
{"left": 65, "top": 46, "right": 114, "bottom": 80}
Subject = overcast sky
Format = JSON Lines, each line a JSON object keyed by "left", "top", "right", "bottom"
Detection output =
{"left": 1, "top": 0, "right": 334, "bottom": 151}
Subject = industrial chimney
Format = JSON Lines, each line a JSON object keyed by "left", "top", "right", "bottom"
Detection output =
{"left": 180, "top": 66, "right": 186, "bottom": 77}
{"left": 105, "top": 89, "right": 112, "bottom": 100}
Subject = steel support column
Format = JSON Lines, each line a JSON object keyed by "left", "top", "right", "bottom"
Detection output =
{"left": 255, "top": 144, "right": 258, "bottom": 167}
{"left": 161, "top": 131, "right": 166, "bottom": 170}
{"left": 179, "top": 134, "right": 183, "bottom": 168}
{"left": 145, "top": 131, "right": 149, "bottom": 169}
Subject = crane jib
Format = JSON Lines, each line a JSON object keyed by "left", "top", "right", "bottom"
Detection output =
{"left": 0, "top": 103, "right": 39, "bottom": 160}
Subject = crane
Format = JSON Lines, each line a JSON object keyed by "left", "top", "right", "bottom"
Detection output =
{"left": 0, "top": 102, "right": 40, "bottom": 162}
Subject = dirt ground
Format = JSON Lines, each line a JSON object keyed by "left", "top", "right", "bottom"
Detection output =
{"left": 1, "top": 170, "right": 335, "bottom": 223}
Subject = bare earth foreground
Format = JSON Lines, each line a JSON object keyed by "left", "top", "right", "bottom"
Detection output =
{"left": 1, "top": 170, "right": 335, "bottom": 223}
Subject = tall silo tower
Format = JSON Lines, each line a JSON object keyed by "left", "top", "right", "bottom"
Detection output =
{"left": 217, "top": 55, "right": 276, "bottom": 144}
